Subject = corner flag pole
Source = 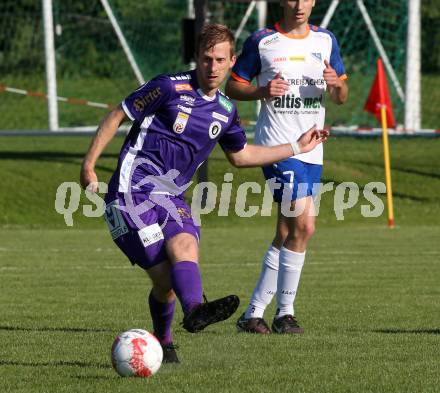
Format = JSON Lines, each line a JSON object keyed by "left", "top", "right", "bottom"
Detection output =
{"left": 377, "top": 59, "right": 395, "bottom": 228}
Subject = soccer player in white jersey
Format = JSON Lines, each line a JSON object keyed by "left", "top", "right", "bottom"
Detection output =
{"left": 226, "top": 0, "right": 348, "bottom": 334}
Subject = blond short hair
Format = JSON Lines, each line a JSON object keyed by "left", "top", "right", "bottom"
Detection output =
{"left": 196, "top": 24, "right": 235, "bottom": 58}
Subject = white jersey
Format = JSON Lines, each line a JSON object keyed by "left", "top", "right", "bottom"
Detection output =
{"left": 232, "top": 23, "right": 347, "bottom": 165}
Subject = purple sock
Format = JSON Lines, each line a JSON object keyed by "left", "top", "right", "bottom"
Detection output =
{"left": 170, "top": 261, "right": 202, "bottom": 315}
{"left": 148, "top": 291, "right": 175, "bottom": 345}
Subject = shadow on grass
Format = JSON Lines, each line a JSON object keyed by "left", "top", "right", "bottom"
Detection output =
{"left": 0, "top": 325, "right": 113, "bottom": 333}
{"left": 0, "top": 359, "right": 110, "bottom": 369}
{"left": 320, "top": 176, "right": 432, "bottom": 203}
{"left": 343, "top": 159, "right": 440, "bottom": 181}
{"left": 71, "top": 374, "right": 114, "bottom": 380}
{"left": 374, "top": 328, "right": 440, "bottom": 335}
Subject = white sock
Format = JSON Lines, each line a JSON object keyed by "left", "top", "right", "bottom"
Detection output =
{"left": 275, "top": 247, "right": 305, "bottom": 319}
{"left": 245, "top": 245, "right": 279, "bottom": 319}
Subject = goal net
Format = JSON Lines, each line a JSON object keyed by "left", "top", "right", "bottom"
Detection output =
{"left": 0, "top": 1, "right": 437, "bottom": 131}
{"left": 0, "top": 0, "right": 185, "bottom": 130}
{"left": 208, "top": 0, "right": 440, "bottom": 132}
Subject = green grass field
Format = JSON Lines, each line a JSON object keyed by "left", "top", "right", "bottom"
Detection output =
{"left": 1, "top": 136, "right": 439, "bottom": 392}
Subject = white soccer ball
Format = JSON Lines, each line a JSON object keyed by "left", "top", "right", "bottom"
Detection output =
{"left": 111, "top": 329, "right": 163, "bottom": 377}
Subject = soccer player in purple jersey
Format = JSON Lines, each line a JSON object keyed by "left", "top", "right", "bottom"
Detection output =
{"left": 80, "top": 24, "right": 328, "bottom": 362}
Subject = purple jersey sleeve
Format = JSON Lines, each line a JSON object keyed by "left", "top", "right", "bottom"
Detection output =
{"left": 218, "top": 109, "right": 247, "bottom": 152}
{"left": 121, "top": 75, "right": 172, "bottom": 123}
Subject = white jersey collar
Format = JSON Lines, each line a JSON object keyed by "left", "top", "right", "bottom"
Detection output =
{"left": 197, "top": 88, "right": 217, "bottom": 101}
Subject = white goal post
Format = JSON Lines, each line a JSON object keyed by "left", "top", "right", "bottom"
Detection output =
{"left": 42, "top": 0, "right": 58, "bottom": 131}
{"left": 405, "top": 0, "right": 421, "bottom": 131}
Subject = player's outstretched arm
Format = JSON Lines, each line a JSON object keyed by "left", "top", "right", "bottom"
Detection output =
{"left": 225, "top": 73, "right": 289, "bottom": 101}
{"left": 226, "top": 126, "right": 329, "bottom": 168}
{"left": 80, "top": 105, "right": 128, "bottom": 191}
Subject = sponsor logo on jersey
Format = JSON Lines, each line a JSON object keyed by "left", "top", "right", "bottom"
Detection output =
{"left": 176, "top": 207, "right": 192, "bottom": 219}
{"left": 273, "top": 94, "right": 323, "bottom": 109}
{"left": 133, "top": 87, "right": 162, "bottom": 112}
{"left": 287, "top": 78, "right": 325, "bottom": 86}
{"left": 263, "top": 36, "right": 279, "bottom": 46}
{"left": 138, "top": 223, "right": 164, "bottom": 247}
{"left": 219, "top": 96, "right": 233, "bottom": 113}
{"left": 104, "top": 200, "right": 129, "bottom": 240}
{"left": 289, "top": 56, "right": 306, "bottom": 62}
{"left": 208, "top": 121, "right": 222, "bottom": 139}
{"left": 177, "top": 104, "right": 192, "bottom": 114}
{"left": 273, "top": 56, "right": 306, "bottom": 63}
{"left": 175, "top": 83, "right": 193, "bottom": 91}
{"left": 212, "top": 111, "right": 228, "bottom": 123}
{"left": 170, "top": 74, "right": 192, "bottom": 81}
{"left": 173, "top": 112, "right": 189, "bottom": 134}
{"left": 179, "top": 94, "right": 195, "bottom": 105}
{"left": 311, "top": 52, "right": 322, "bottom": 62}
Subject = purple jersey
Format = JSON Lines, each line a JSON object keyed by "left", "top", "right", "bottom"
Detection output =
{"left": 106, "top": 70, "right": 247, "bottom": 201}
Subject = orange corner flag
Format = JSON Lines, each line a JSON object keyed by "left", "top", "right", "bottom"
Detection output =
{"left": 364, "top": 58, "right": 396, "bottom": 128}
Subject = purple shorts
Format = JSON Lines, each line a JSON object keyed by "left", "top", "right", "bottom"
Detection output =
{"left": 104, "top": 192, "right": 200, "bottom": 270}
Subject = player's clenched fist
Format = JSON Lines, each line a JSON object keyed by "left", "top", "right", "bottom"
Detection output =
{"left": 262, "top": 72, "right": 290, "bottom": 98}
{"left": 323, "top": 60, "right": 342, "bottom": 89}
